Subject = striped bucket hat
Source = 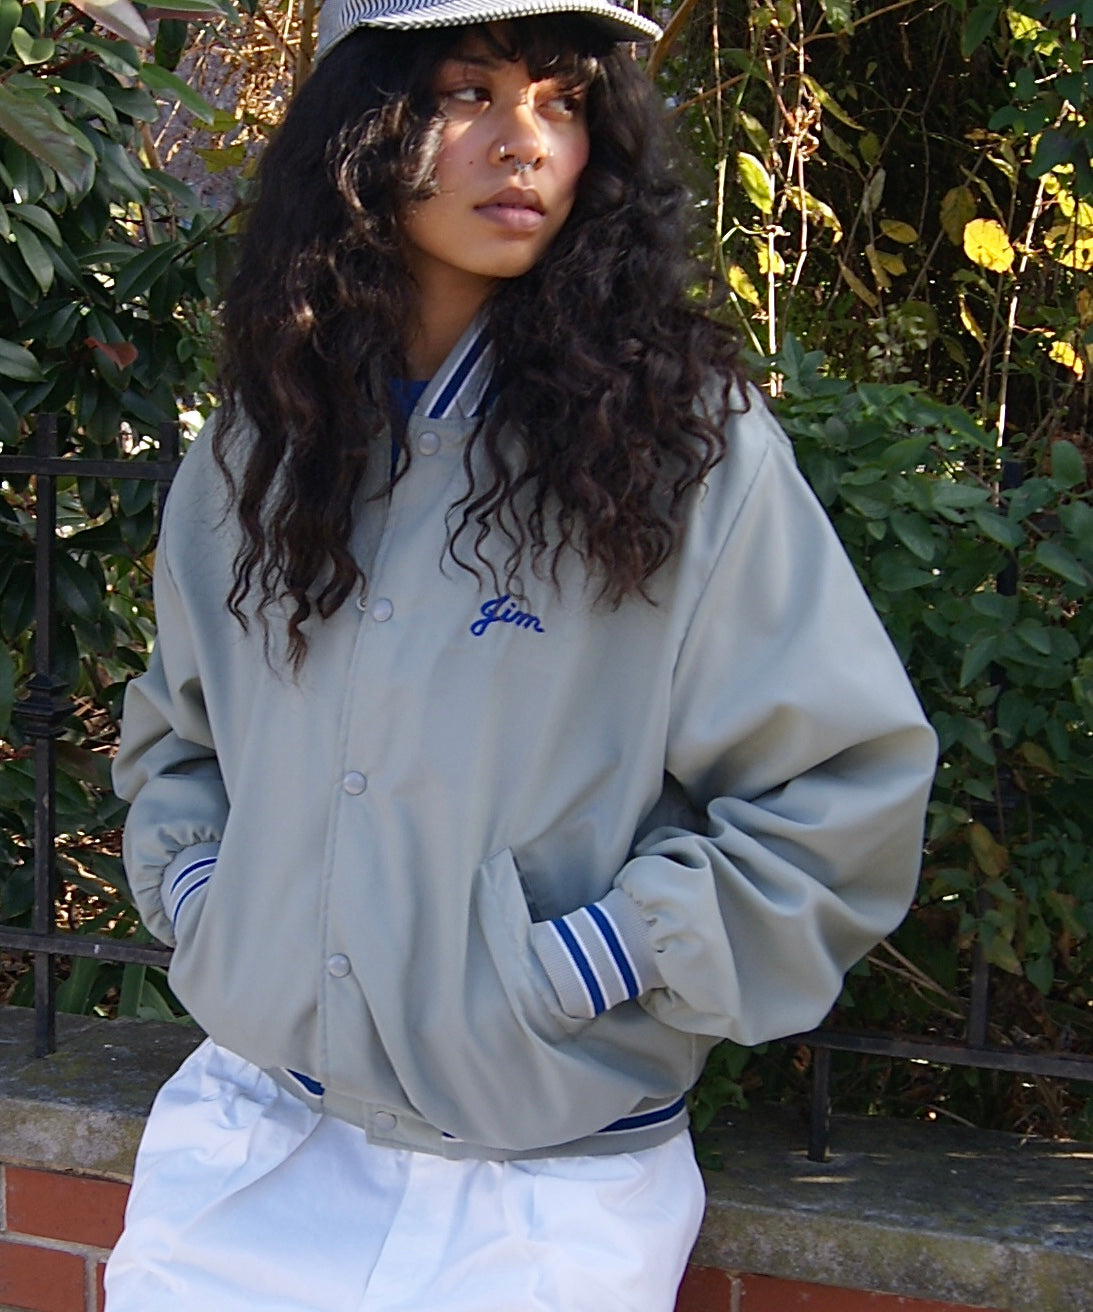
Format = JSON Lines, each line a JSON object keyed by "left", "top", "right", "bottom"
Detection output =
{"left": 315, "top": 0, "right": 663, "bottom": 57}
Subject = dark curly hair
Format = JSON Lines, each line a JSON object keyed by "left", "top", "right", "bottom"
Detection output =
{"left": 215, "top": 17, "right": 745, "bottom": 666}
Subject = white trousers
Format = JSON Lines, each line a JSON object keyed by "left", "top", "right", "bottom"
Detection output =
{"left": 104, "top": 1040, "right": 705, "bottom": 1312}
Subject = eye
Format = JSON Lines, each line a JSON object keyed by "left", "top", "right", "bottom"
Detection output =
{"left": 449, "top": 85, "right": 489, "bottom": 104}
{"left": 540, "top": 85, "right": 587, "bottom": 120}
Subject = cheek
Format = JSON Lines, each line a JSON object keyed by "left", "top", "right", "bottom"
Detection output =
{"left": 559, "top": 131, "right": 591, "bottom": 196}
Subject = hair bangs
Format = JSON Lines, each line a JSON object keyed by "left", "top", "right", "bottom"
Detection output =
{"left": 445, "top": 16, "right": 610, "bottom": 87}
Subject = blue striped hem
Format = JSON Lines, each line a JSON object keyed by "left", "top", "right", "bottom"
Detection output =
{"left": 599, "top": 1097, "right": 687, "bottom": 1134}
{"left": 286, "top": 1069, "right": 325, "bottom": 1097}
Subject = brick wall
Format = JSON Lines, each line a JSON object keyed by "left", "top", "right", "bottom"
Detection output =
{"left": 0, "top": 1165, "right": 999, "bottom": 1312}
{"left": 0, "top": 1167, "right": 127, "bottom": 1312}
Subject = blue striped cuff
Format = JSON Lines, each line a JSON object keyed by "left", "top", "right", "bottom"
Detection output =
{"left": 161, "top": 842, "right": 219, "bottom": 934}
{"left": 530, "top": 887, "right": 663, "bottom": 1020}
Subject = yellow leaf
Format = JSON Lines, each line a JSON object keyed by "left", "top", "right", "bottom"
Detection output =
{"left": 968, "top": 821, "right": 1008, "bottom": 877}
{"left": 940, "top": 185, "right": 977, "bottom": 245}
{"left": 874, "top": 249, "right": 907, "bottom": 275}
{"left": 963, "top": 217, "right": 1015, "bottom": 272}
{"left": 1006, "top": 7, "right": 1042, "bottom": 39}
{"left": 880, "top": 219, "right": 918, "bottom": 244}
{"left": 864, "top": 243, "right": 890, "bottom": 289}
{"left": 1044, "top": 224, "right": 1093, "bottom": 271}
{"left": 727, "top": 264, "right": 762, "bottom": 308}
{"left": 737, "top": 152, "right": 774, "bottom": 216}
{"left": 788, "top": 188, "right": 844, "bottom": 241}
{"left": 1048, "top": 339, "right": 1085, "bottom": 377}
{"left": 756, "top": 244, "right": 785, "bottom": 277}
{"left": 839, "top": 261, "right": 879, "bottom": 308}
{"left": 958, "top": 292, "right": 986, "bottom": 345}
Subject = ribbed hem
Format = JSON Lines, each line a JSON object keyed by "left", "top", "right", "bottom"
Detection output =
{"left": 530, "top": 887, "right": 663, "bottom": 1019}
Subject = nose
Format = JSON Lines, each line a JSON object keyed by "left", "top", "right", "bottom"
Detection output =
{"left": 491, "top": 99, "right": 549, "bottom": 173}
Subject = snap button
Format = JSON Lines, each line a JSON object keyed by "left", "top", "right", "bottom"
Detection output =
{"left": 418, "top": 430, "right": 440, "bottom": 456}
{"left": 342, "top": 771, "right": 367, "bottom": 795}
{"left": 374, "top": 1110, "right": 397, "bottom": 1132}
{"left": 371, "top": 597, "right": 394, "bottom": 622}
{"left": 326, "top": 953, "right": 351, "bottom": 978}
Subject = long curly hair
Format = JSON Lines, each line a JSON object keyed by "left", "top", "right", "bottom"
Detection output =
{"left": 216, "top": 17, "right": 745, "bottom": 666}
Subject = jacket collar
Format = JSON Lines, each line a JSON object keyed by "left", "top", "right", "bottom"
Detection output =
{"left": 415, "top": 315, "right": 495, "bottom": 422}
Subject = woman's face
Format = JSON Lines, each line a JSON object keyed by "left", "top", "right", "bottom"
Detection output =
{"left": 400, "top": 32, "right": 592, "bottom": 315}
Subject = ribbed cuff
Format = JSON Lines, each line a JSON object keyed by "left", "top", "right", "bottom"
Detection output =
{"left": 162, "top": 841, "right": 219, "bottom": 932}
{"left": 530, "top": 887, "right": 663, "bottom": 1020}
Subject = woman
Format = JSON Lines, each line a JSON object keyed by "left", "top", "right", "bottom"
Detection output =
{"left": 105, "top": 2, "right": 937, "bottom": 1308}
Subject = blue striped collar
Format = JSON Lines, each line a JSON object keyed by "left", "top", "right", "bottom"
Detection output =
{"left": 415, "top": 316, "right": 495, "bottom": 422}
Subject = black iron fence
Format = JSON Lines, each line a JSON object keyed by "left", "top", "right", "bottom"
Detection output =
{"left": 0, "top": 414, "right": 177, "bottom": 1057}
{"left": 1, "top": 415, "right": 1091, "bottom": 1162}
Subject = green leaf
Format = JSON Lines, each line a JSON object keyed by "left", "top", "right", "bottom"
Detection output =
{"left": 889, "top": 511, "right": 937, "bottom": 561}
{"left": 960, "top": 633, "right": 999, "bottom": 685}
{"left": 0, "top": 337, "right": 44, "bottom": 381}
{"left": 0, "top": 85, "right": 95, "bottom": 195}
{"left": 1050, "top": 438, "right": 1085, "bottom": 489}
{"left": 10, "top": 27, "right": 55, "bottom": 64}
{"left": 68, "top": 31, "right": 142, "bottom": 75}
{"left": 962, "top": 1, "right": 1000, "bottom": 57}
{"left": 736, "top": 152, "right": 773, "bottom": 215}
{"left": 736, "top": 110, "right": 770, "bottom": 157}
{"left": 1015, "top": 618, "right": 1053, "bottom": 655}
{"left": 0, "top": 0, "right": 21, "bottom": 57}
{"left": 9, "top": 201, "right": 60, "bottom": 245}
{"left": 817, "top": 0, "right": 854, "bottom": 32}
{"left": 52, "top": 78, "right": 119, "bottom": 126}
{"left": 1034, "top": 539, "right": 1090, "bottom": 586}
{"left": 969, "top": 591, "right": 1017, "bottom": 623}
{"left": 12, "top": 220, "right": 54, "bottom": 293}
{"left": 1025, "top": 953, "right": 1054, "bottom": 995}
{"left": 929, "top": 481, "right": 990, "bottom": 512}
{"left": 971, "top": 507, "right": 1024, "bottom": 548}
{"left": 139, "top": 62, "right": 216, "bottom": 124}
{"left": 875, "top": 552, "right": 936, "bottom": 590}
{"left": 112, "top": 242, "right": 179, "bottom": 303}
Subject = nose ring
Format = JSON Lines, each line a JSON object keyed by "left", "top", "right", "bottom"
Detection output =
{"left": 498, "top": 144, "right": 542, "bottom": 176}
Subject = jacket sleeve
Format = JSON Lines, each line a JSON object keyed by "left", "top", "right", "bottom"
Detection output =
{"left": 113, "top": 511, "right": 227, "bottom": 948}
{"left": 531, "top": 405, "right": 938, "bottom": 1043}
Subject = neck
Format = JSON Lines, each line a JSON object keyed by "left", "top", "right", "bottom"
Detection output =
{"left": 404, "top": 269, "right": 496, "bottom": 379}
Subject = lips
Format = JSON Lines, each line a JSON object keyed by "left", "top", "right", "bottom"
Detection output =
{"left": 476, "top": 186, "right": 545, "bottom": 215}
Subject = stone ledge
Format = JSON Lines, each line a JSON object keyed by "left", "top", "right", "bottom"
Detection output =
{"left": 1, "top": 1007, "right": 1091, "bottom": 1311}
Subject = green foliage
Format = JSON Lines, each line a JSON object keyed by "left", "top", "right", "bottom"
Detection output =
{"left": 0, "top": 0, "right": 231, "bottom": 1013}
{"left": 656, "top": 0, "right": 1092, "bottom": 1137}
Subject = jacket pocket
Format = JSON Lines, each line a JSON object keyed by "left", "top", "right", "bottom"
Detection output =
{"left": 473, "top": 846, "right": 591, "bottom": 1047}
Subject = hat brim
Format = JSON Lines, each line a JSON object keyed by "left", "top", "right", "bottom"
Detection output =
{"left": 316, "top": 0, "right": 663, "bottom": 57}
